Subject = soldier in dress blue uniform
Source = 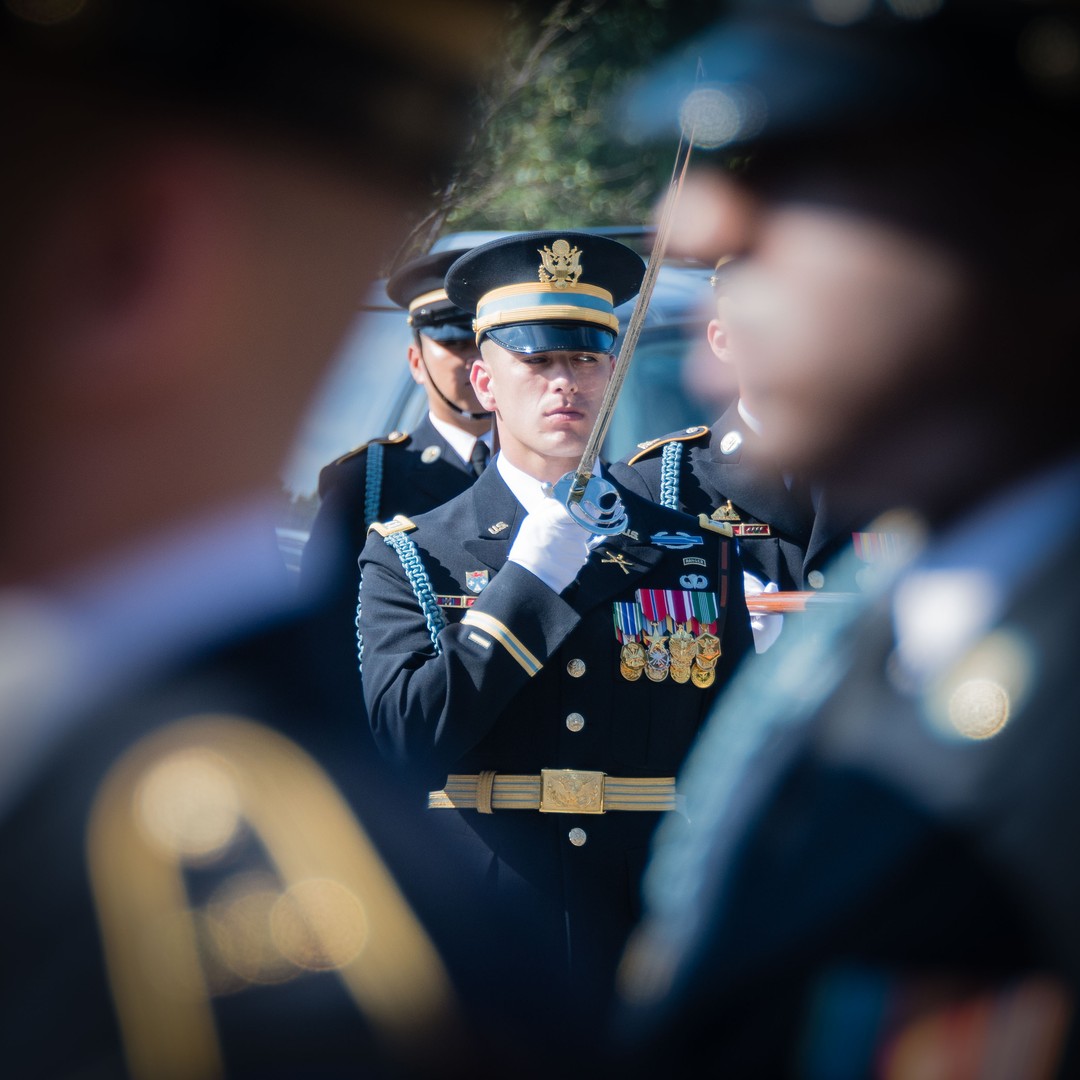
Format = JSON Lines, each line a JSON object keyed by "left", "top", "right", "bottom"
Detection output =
{"left": 301, "top": 247, "right": 494, "bottom": 725}
{"left": 609, "top": 258, "right": 869, "bottom": 616}
{"left": 356, "top": 230, "right": 754, "bottom": 1032}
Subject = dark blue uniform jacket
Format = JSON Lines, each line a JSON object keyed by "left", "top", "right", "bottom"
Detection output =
{"left": 357, "top": 465, "right": 753, "bottom": 1019}
{"left": 609, "top": 401, "right": 864, "bottom": 592}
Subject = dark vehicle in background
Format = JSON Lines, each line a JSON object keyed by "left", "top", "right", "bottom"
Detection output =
{"left": 278, "top": 228, "right": 721, "bottom": 568}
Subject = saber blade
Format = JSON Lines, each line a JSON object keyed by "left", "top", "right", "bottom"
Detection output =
{"left": 555, "top": 130, "right": 696, "bottom": 533}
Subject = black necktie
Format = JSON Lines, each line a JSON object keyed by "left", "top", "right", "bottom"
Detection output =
{"left": 470, "top": 439, "right": 489, "bottom": 477}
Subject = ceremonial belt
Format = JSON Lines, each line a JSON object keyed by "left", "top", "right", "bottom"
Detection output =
{"left": 427, "top": 769, "right": 677, "bottom": 815}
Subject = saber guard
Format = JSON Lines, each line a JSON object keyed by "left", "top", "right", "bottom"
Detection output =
{"left": 551, "top": 472, "right": 628, "bottom": 536}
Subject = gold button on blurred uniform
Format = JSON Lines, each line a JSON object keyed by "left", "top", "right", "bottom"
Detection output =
{"left": 566, "top": 713, "right": 585, "bottom": 732}
{"left": 567, "top": 659, "right": 586, "bottom": 678}
{"left": 568, "top": 828, "right": 587, "bottom": 846}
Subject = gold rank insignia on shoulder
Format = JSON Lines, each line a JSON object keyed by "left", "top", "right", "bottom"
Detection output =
{"left": 627, "top": 426, "right": 709, "bottom": 464}
{"left": 327, "top": 429, "right": 409, "bottom": 468}
{"left": 538, "top": 239, "right": 582, "bottom": 289}
{"left": 368, "top": 514, "right": 417, "bottom": 537}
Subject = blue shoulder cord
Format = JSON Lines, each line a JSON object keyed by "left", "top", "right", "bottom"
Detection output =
{"left": 363, "top": 442, "right": 384, "bottom": 530}
{"left": 658, "top": 440, "right": 683, "bottom": 511}
{"left": 355, "top": 443, "right": 386, "bottom": 670}
{"left": 357, "top": 531, "right": 445, "bottom": 672}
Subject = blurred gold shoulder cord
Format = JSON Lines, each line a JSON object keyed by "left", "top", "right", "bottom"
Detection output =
{"left": 87, "top": 713, "right": 460, "bottom": 1080}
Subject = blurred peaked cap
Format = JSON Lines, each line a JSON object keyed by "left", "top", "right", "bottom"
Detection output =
{"left": 709, "top": 254, "right": 741, "bottom": 291}
{"left": 0, "top": 0, "right": 507, "bottom": 188}
{"left": 619, "top": 0, "right": 1080, "bottom": 154}
{"left": 445, "top": 231, "right": 645, "bottom": 355}
{"left": 386, "top": 248, "right": 476, "bottom": 343}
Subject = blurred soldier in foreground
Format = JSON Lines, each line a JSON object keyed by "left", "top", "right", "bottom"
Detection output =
{"left": 356, "top": 231, "right": 753, "bottom": 1034}
{"left": 610, "top": 257, "right": 869, "bottom": 654}
{"left": 607, "top": 0, "right": 1080, "bottom": 1075}
{"left": 300, "top": 247, "right": 491, "bottom": 731}
{"left": 0, "top": 2, "right": 534, "bottom": 1077}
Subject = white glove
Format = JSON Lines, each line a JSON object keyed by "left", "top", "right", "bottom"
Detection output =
{"left": 508, "top": 494, "right": 592, "bottom": 593}
{"left": 744, "top": 572, "right": 784, "bottom": 653}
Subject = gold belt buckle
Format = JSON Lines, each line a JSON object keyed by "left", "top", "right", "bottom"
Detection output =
{"left": 539, "top": 769, "right": 606, "bottom": 814}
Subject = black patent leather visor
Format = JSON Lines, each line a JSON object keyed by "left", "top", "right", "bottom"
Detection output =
{"left": 483, "top": 322, "right": 616, "bottom": 355}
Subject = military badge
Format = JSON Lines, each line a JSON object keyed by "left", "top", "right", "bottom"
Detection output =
{"left": 613, "top": 600, "right": 645, "bottom": 682}
{"left": 465, "top": 570, "right": 489, "bottom": 594}
{"left": 650, "top": 531, "right": 704, "bottom": 550}
{"left": 620, "top": 640, "right": 646, "bottom": 682}
{"left": 712, "top": 499, "right": 742, "bottom": 522}
{"left": 537, "top": 239, "right": 582, "bottom": 289}
{"left": 667, "top": 625, "right": 698, "bottom": 684}
{"left": 732, "top": 522, "right": 772, "bottom": 538}
{"left": 601, "top": 552, "right": 634, "bottom": 575}
{"left": 435, "top": 594, "right": 476, "bottom": 609}
{"left": 852, "top": 530, "right": 903, "bottom": 563}
{"left": 613, "top": 586, "right": 727, "bottom": 689}
{"left": 420, "top": 445, "right": 442, "bottom": 463}
{"left": 690, "top": 665, "right": 715, "bottom": 689}
{"left": 679, "top": 573, "right": 708, "bottom": 590}
{"left": 692, "top": 630, "right": 721, "bottom": 687}
{"left": 643, "top": 628, "right": 670, "bottom": 683}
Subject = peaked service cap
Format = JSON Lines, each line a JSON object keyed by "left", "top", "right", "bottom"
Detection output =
{"left": 386, "top": 249, "right": 476, "bottom": 344}
{"left": 0, "top": 0, "right": 506, "bottom": 193}
{"left": 618, "top": 0, "right": 1080, "bottom": 157}
{"left": 445, "top": 231, "right": 645, "bottom": 355}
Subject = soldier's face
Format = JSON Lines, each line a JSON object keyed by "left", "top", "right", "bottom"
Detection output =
{"left": 472, "top": 340, "right": 614, "bottom": 483}
{"left": 664, "top": 166, "right": 973, "bottom": 483}
{"left": 408, "top": 333, "right": 485, "bottom": 424}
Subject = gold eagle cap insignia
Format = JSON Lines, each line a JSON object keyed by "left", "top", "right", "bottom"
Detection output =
{"left": 538, "top": 239, "right": 583, "bottom": 289}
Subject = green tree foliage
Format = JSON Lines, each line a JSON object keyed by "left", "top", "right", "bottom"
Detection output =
{"left": 397, "top": 0, "right": 717, "bottom": 264}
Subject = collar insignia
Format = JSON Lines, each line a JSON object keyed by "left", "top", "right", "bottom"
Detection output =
{"left": 601, "top": 552, "right": 635, "bottom": 575}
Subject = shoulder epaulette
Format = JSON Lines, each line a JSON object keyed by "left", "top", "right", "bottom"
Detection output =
{"left": 368, "top": 514, "right": 418, "bottom": 537}
{"left": 625, "top": 425, "right": 710, "bottom": 466}
{"left": 325, "top": 429, "right": 410, "bottom": 470}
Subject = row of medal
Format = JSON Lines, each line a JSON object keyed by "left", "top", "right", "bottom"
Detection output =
{"left": 613, "top": 589, "right": 723, "bottom": 688}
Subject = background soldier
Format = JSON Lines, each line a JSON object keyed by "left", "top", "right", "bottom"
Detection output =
{"left": 610, "top": 256, "right": 870, "bottom": 651}
{"left": 301, "top": 246, "right": 493, "bottom": 724}
{"left": 356, "top": 230, "right": 753, "bottom": 1037}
